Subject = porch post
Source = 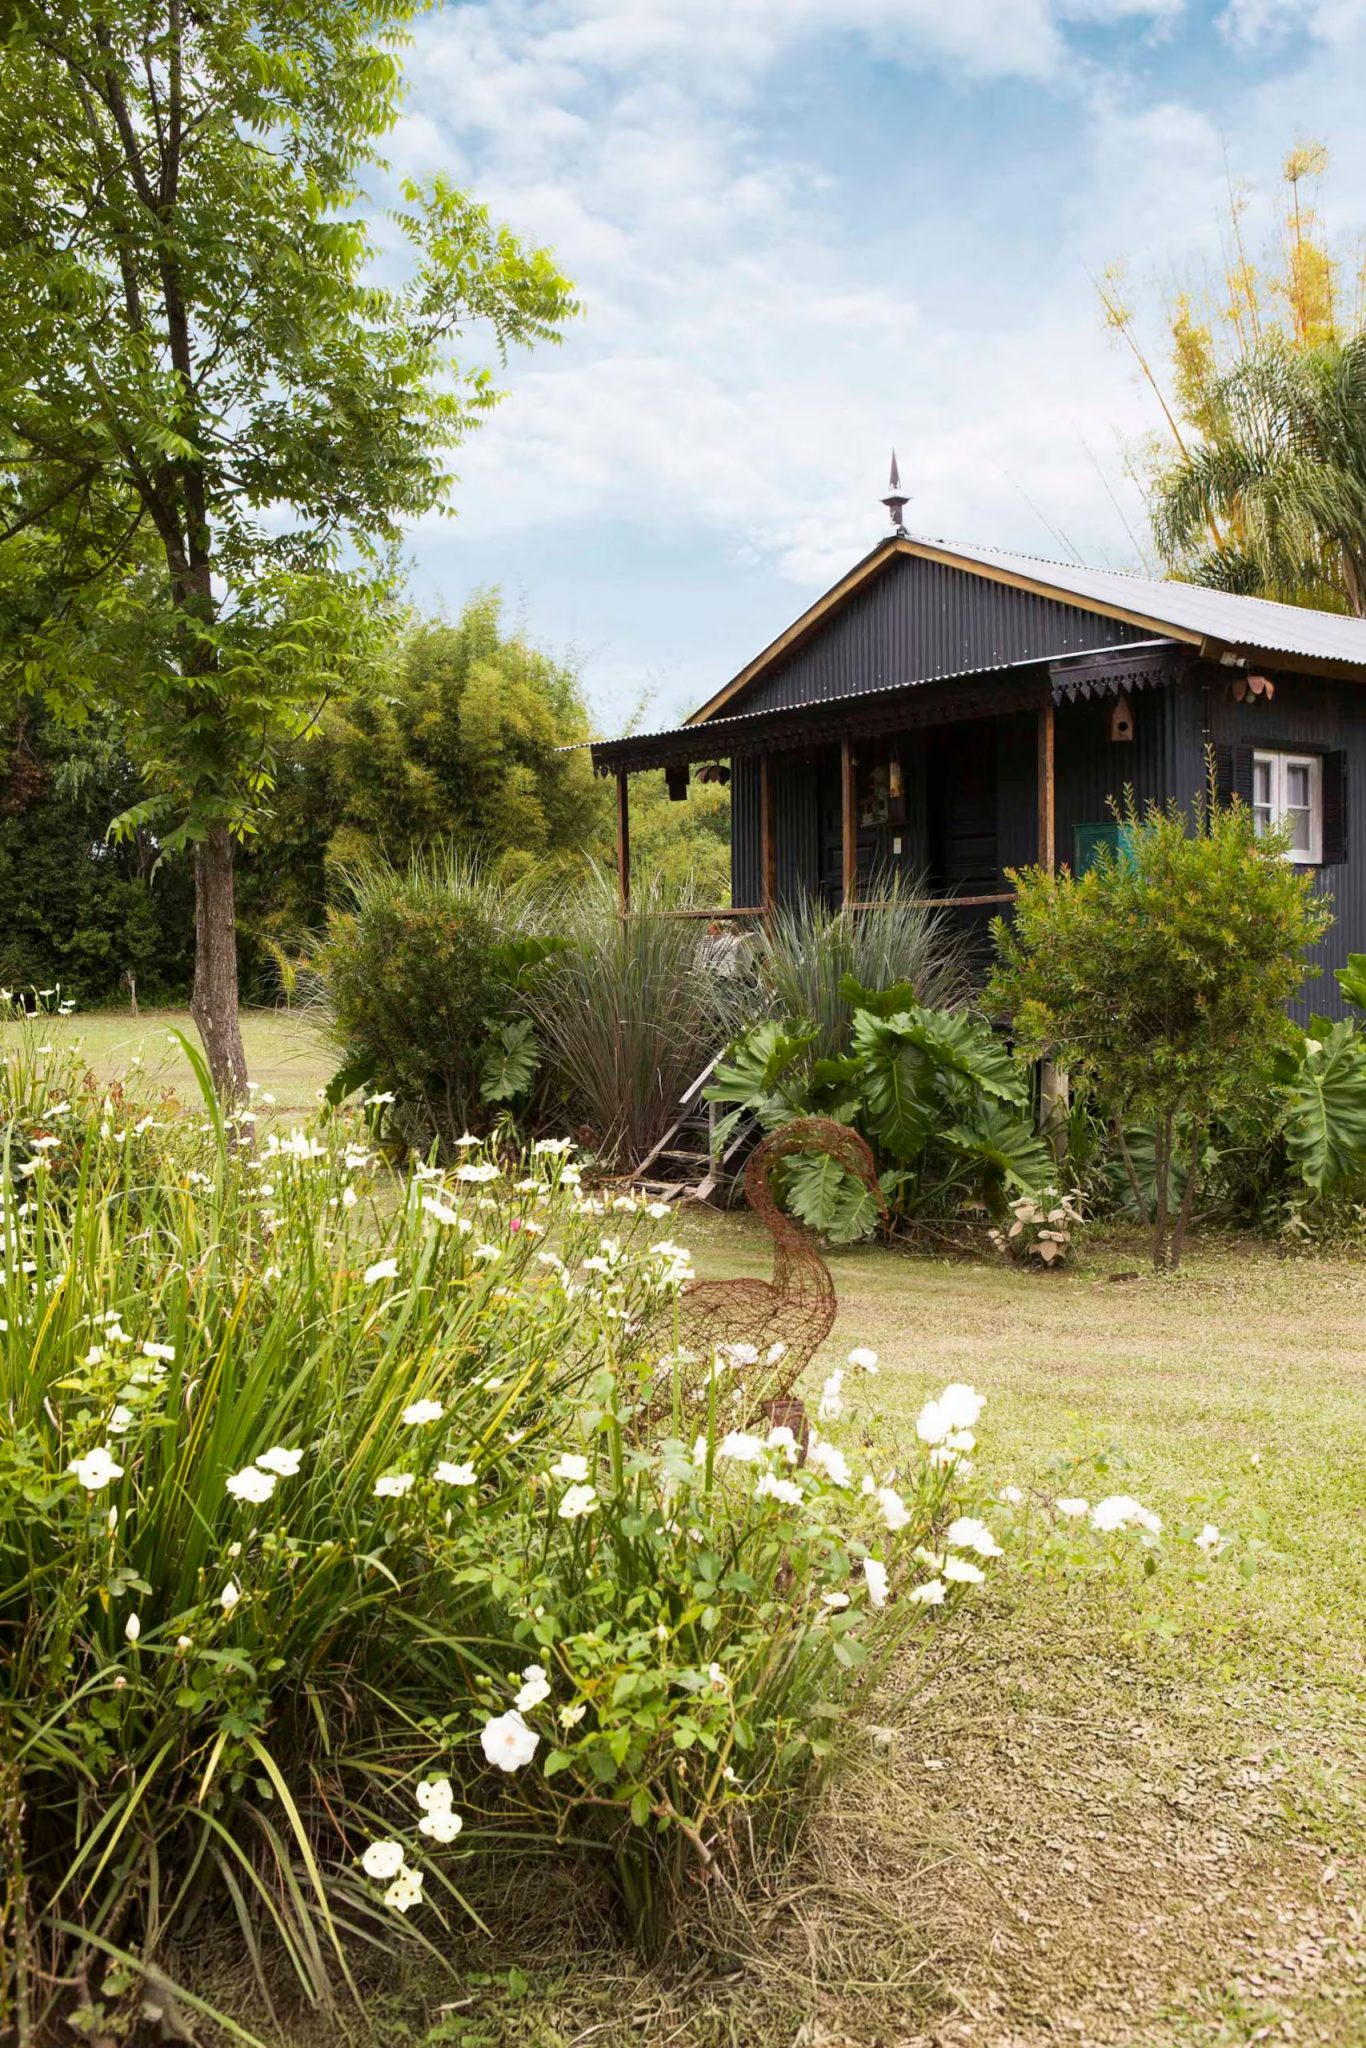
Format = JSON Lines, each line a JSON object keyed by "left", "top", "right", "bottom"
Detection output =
{"left": 760, "top": 753, "right": 776, "bottom": 918}
{"left": 840, "top": 739, "right": 858, "bottom": 907}
{"left": 1036, "top": 700, "right": 1056, "bottom": 874}
{"left": 615, "top": 769, "right": 631, "bottom": 912}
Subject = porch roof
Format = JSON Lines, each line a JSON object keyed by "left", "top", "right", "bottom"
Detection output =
{"left": 588, "top": 638, "right": 1182, "bottom": 778}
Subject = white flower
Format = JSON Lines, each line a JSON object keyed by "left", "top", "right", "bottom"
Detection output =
{"left": 876, "top": 1487, "right": 912, "bottom": 1532}
{"left": 385, "top": 1866, "right": 424, "bottom": 1912}
{"left": 847, "top": 1347, "right": 879, "bottom": 1373}
{"left": 364, "top": 1090, "right": 397, "bottom": 1107}
{"left": 916, "top": 1383, "right": 985, "bottom": 1447}
{"left": 364, "top": 1258, "right": 400, "bottom": 1286}
{"left": 821, "top": 1590, "right": 850, "bottom": 1610}
{"left": 807, "top": 1437, "right": 851, "bottom": 1488}
{"left": 420, "top": 1195, "right": 462, "bottom": 1228}
{"left": 124, "top": 1613, "right": 141, "bottom": 1643}
{"left": 558, "top": 1483, "right": 598, "bottom": 1520}
{"left": 943, "top": 1554, "right": 985, "bottom": 1584}
{"left": 226, "top": 1465, "right": 277, "bottom": 1505}
{"left": 418, "top": 1808, "right": 463, "bottom": 1843}
{"left": 548, "top": 1452, "right": 590, "bottom": 1483}
{"left": 341, "top": 1186, "right": 359, "bottom": 1210}
{"left": 68, "top": 1447, "right": 125, "bottom": 1491}
{"left": 515, "top": 1665, "right": 552, "bottom": 1712}
{"left": 717, "top": 1430, "right": 764, "bottom": 1464}
{"left": 863, "top": 1557, "right": 889, "bottom": 1608}
{"left": 1194, "top": 1522, "right": 1224, "bottom": 1554}
{"left": 908, "top": 1578, "right": 947, "bottom": 1607}
{"left": 559, "top": 1702, "right": 587, "bottom": 1729}
{"left": 472, "top": 1243, "right": 502, "bottom": 1262}
{"left": 434, "top": 1460, "right": 477, "bottom": 1487}
{"left": 256, "top": 1445, "right": 303, "bottom": 1477}
{"left": 818, "top": 1370, "right": 845, "bottom": 1423}
{"left": 765, "top": 1423, "right": 798, "bottom": 1463}
{"left": 707, "top": 1660, "right": 727, "bottom": 1692}
{"left": 108, "top": 1405, "right": 134, "bottom": 1435}
{"left": 220, "top": 1580, "right": 241, "bottom": 1611}
{"left": 999, "top": 1485, "right": 1024, "bottom": 1506}
{"left": 375, "top": 1473, "right": 415, "bottom": 1499}
{"left": 755, "top": 1472, "right": 803, "bottom": 1506}
{"left": 416, "top": 1776, "right": 453, "bottom": 1813}
{"left": 945, "top": 1516, "right": 1003, "bottom": 1559}
{"left": 1055, "top": 1496, "right": 1089, "bottom": 1519}
{"left": 401, "top": 1398, "right": 444, "bottom": 1427}
{"left": 481, "top": 1709, "right": 539, "bottom": 1771}
{"left": 362, "top": 1839, "right": 407, "bottom": 1880}
{"left": 141, "top": 1340, "right": 176, "bottom": 1362}
{"left": 84, "top": 1346, "right": 105, "bottom": 1367}
{"left": 1091, "top": 1494, "right": 1162, "bottom": 1536}
{"left": 455, "top": 1161, "right": 500, "bottom": 1184}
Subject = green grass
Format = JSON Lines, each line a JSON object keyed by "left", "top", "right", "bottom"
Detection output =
{"left": 0, "top": 1006, "right": 333, "bottom": 1115}
{"left": 314, "top": 1218, "right": 1366, "bottom": 2048}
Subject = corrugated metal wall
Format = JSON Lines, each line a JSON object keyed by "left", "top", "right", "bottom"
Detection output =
{"left": 1201, "top": 673, "right": 1366, "bottom": 1020}
{"left": 735, "top": 554, "right": 1152, "bottom": 716}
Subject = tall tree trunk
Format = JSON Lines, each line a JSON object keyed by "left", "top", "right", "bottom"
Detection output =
{"left": 191, "top": 822, "right": 247, "bottom": 1100}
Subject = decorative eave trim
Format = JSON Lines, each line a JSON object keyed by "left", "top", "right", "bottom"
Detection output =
{"left": 1049, "top": 643, "right": 1187, "bottom": 702}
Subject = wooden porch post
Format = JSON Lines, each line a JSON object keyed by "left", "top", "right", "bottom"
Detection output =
{"left": 1036, "top": 700, "right": 1056, "bottom": 874}
{"left": 760, "top": 753, "right": 776, "bottom": 919}
{"left": 840, "top": 739, "right": 857, "bottom": 907}
{"left": 615, "top": 769, "right": 631, "bottom": 912}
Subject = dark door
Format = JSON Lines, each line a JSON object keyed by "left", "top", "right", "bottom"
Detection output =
{"left": 927, "top": 722, "right": 998, "bottom": 894}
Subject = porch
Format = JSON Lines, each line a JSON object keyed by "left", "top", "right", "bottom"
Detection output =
{"left": 591, "top": 644, "right": 1182, "bottom": 935}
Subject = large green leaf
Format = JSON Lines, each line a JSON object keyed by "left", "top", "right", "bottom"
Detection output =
{"left": 848, "top": 1013, "right": 936, "bottom": 1163}
{"left": 942, "top": 1101, "right": 1053, "bottom": 1191}
{"left": 479, "top": 1018, "right": 541, "bottom": 1104}
{"left": 1334, "top": 953, "right": 1366, "bottom": 1017}
{"left": 703, "top": 1020, "right": 817, "bottom": 1132}
{"left": 889, "top": 1006, "right": 1027, "bottom": 1105}
{"left": 1279, "top": 1019, "right": 1366, "bottom": 1193}
{"left": 835, "top": 972, "right": 920, "bottom": 1019}
{"left": 784, "top": 1154, "right": 881, "bottom": 1243}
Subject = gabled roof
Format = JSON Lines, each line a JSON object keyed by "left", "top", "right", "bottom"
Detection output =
{"left": 687, "top": 533, "right": 1366, "bottom": 723}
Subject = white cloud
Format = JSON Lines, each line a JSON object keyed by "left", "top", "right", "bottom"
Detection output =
{"left": 1219, "top": 0, "right": 1366, "bottom": 45}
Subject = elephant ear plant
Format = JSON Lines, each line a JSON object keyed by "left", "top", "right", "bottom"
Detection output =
{"left": 704, "top": 975, "right": 1050, "bottom": 1241}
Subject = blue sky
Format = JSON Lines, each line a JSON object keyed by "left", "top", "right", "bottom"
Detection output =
{"left": 382, "top": 0, "right": 1366, "bottom": 730}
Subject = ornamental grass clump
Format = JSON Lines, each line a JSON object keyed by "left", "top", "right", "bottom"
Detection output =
{"left": 0, "top": 1017, "right": 685, "bottom": 2038}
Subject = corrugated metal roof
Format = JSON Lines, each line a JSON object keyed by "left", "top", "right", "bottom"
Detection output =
{"left": 586, "top": 638, "right": 1178, "bottom": 757}
{"left": 915, "top": 535, "right": 1366, "bottom": 666}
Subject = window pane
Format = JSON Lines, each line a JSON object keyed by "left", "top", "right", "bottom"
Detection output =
{"left": 1253, "top": 804, "right": 1273, "bottom": 835}
{"left": 1286, "top": 806, "right": 1312, "bottom": 852}
{"left": 1253, "top": 759, "right": 1273, "bottom": 805}
{"left": 1286, "top": 762, "right": 1311, "bottom": 808}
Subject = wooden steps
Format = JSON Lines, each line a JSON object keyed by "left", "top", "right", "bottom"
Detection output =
{"left": 630, "top": 1054, "right": 760, "bottom": 1204}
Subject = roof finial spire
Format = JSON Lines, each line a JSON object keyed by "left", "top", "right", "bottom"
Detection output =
{"left": 881, "top": 449, "right": 909, "bottom": 536}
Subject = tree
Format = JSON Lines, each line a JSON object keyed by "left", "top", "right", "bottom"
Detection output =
{"left": 1101, "top": 144, "right": 1366, "bottom": 613}
{"left": 985, "top": 794, "right": 1332, "bottom": 1271}
{"left": 0, "top": 0, "right": 574, "bottom": 1092}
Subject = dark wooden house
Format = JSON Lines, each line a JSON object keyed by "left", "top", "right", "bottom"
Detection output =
{"left": 591, "top": 530, "right": 1366, "bottom": 1016}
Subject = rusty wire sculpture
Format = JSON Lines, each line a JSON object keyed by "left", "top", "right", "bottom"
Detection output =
{"left": 641, "top": 1117, "right": 883, "bottom": 1429}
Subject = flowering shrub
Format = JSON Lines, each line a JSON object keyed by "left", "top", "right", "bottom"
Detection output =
{"left": 0, "top": 1024, "right": 690, "bottom": 2035}
{"left": 350, "top": 1352, "right": 994, "bottom": 1953}
{"left": 989, "top": 1186, "right": 1083, "bottom": 1268}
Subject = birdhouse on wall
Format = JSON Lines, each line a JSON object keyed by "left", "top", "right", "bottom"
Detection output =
{"left": 1107, "top": 692, "right": 1134, "bottom": 743}
{"left": 1230, "top": 673, "right": 1276, "bottom": 703}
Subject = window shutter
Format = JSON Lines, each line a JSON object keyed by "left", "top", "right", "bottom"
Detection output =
{"left": 1214, "top": 742, "right": 1254, "bottom": 808}
{"left": 1323, "top": 749, "right": 1347, "bottom": 865}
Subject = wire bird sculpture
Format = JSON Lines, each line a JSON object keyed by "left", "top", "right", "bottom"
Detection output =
{"left": 643, "top": 1118, "right": 883, "bottom": 1428}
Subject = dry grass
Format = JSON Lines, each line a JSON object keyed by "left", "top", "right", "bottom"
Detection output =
{"left": 267, "top": 1218, "right": 1366, "bottom": 2048}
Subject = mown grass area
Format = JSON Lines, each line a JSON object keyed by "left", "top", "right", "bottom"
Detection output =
{"left": 0, "top": 1006, "right": 332, "bottom": 1114}
{"left": 294, "top": 1216, "right": 1366, "bottom": 2048}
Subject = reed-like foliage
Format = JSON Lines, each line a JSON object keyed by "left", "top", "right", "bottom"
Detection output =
{"left": 529, "top": 866, "right": 732, "bottom": 1166}
{"left": 741, "top": 878, "right": 973, "bottom": 1060}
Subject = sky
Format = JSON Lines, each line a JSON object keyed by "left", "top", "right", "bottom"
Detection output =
{"left": 382, "top": 0, "right": 1366, "bottom": 732}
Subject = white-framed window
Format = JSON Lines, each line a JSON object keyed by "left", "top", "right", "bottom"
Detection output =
{"left": 1252, "top": 749, "right": 1322, "bottom": 863}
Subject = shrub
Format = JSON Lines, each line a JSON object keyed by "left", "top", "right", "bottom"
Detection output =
{"left": 317, "top": 848, "right": 567, "bottom": 1148}
{"left": 704, "top": 977, "right": 1051, "bottom": 1240}
{"left": 986, "top": 792, "right": 1332, "bottom": 1269}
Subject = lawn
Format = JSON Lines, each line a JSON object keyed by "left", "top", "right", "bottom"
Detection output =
{"left": 1, "top": 1005, "right": 334, "bottom": 1115}
{"left": 368, "top": 1215, "right": 1366, "bottom": 2048}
